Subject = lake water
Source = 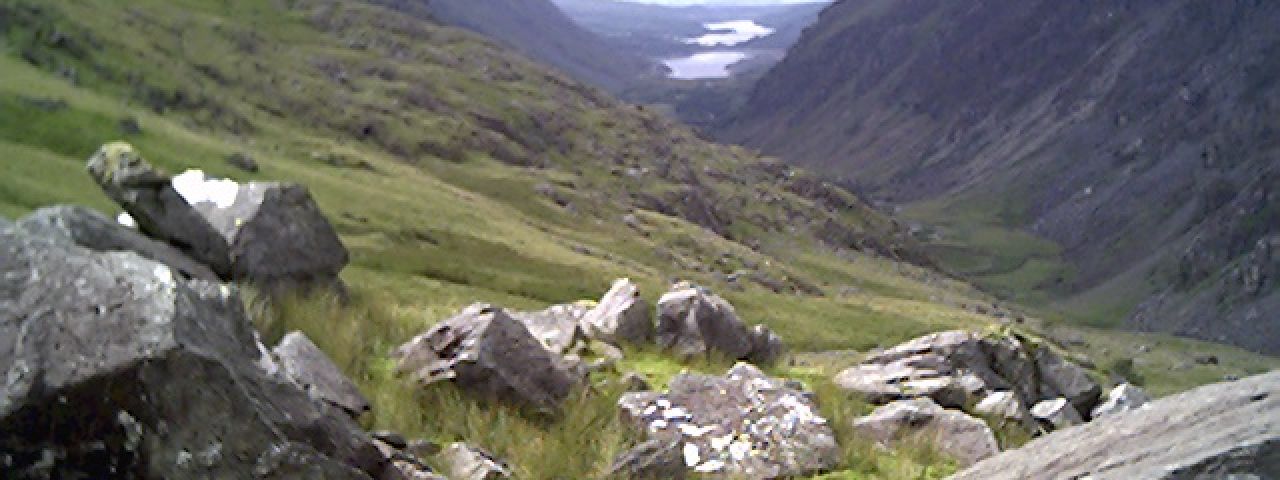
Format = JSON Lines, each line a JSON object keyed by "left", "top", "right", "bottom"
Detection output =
{"left": 663, "top": 20, "right": 774, "bottom": 80}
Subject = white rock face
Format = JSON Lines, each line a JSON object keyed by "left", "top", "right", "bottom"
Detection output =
{"left": 171, "top": 170, "right": 242, "bottom": 209}
{"left": 1091, "top": 383, "right": 1152, "bottom": 419}
{"left": 116, "top": 212, "right": 137, "bottom": 228}
{"left": 1031, "top": 397, "right": 1083, "bottom": 430}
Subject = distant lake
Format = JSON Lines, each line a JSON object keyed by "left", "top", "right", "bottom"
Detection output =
{"left": 663, "top": 51, "right": 750, "bottom": 79}
{"left": 663, "top": 20, "right": 773, "bottom": 79}
{"left": 686, "top": 20, "right": 775, "bottom": 47}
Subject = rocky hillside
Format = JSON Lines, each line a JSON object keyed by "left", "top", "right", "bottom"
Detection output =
{"left": 721, "top": 0, "right": 1280, "bottom": 353}
{"left": 370, "top": 0, "right": 663, "bottom": 93}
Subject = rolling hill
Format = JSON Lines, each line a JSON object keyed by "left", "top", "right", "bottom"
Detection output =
{"left": 721, "top": 0, "right": 1280, "bottom": 354}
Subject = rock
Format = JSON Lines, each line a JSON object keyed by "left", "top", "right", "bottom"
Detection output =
{"left": 509, "top": 302, "right": 590, "bottom": 355}
{"left": 746, "top": 324, "right": 785, "bottom": 366}
{"left": 87, "top": 142, "right": 349, "bottom": 292}
{"left": 656, "top": 284, "right": 753, "bottom": 360}
{"left": 406, "top": 439, "right": 442, "bottom": 458}
{"left": 1193, "top": 353, "right": 1220, "bottom": 365}
{"left": 974, "top": 391, "right": 1033, "bottom": 429}
{"left": 372, "top": 438, "right": 444, "bottom": 480}
{"left": 581, "top": 278, "right": 653, "bottom": 346}
{"left": 273, "top": 331, "right": 371, "bottom": 417}
{"left": 371, "top": 431, "right": 408, "bottom": 450}
{"left": 951, "top": 372, "right": 1280, "bottom": 479}
{"left": 439, "top": 443, "right": 511, "bottom": 480}
{"left": 0, "top": 226, "right": 388, "bottom": 479}
{"left": 853, "top": 397, "right": 1000, "bottom": 467}
{"left": 834, "top": 330, "right": 1100, "bottom": 417}
{"left": 1030, "top": 398, "right": 1082, "bottom": 430}
{"left": 118, "top": 116, "right": 142, "bottom": 135}
{"left": 391, "top": 304, "right": 578, "bottom": 411}
{"left": 617, "top": 362, "right": 839, "bottom": 478}
{"left": 227, "top": 152, "right": 260, "bottom": 172}
{"left": 621, "top": 372, "right": 652, "bottom": 392}
{"left": 608, "top": 438, "right": 687, "bottom": 479}
{"left": 1090, "top": 383, "right": 1151, "bottom": 419}
{"left": 15, "top": 205, "right": 218, "bottom": 281}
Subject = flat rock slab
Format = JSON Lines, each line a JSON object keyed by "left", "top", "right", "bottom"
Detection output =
{"left": 618, "top": 363, "right": 838, "bottom": 478}
{"left": 273, "top": 331, "right": 371, "bottom": 417}
{"left": 509, "top": 302, "right": 590, "bottom": 355}
{"left": 950, "top": 372, "right": 1280, "bottom": 479}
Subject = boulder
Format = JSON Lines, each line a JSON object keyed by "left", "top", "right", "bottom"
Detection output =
{"left": 656, "top": 284, "right": 752, "bottom": 360}
{"left": 607, "top": 438, "right": 687, "bottom": 480}
{"left": 372, "top": 438, "right": 446, "bottom": 480}
{"left": 581, "top": 278, "right": 653, "bottom": 346}
{"left": 391, "top": 304, "right": 578, "bottom": 411}
{"left": 15, "top": 205, "right": 218, "bottom": 281}
{"left": 853, "top": 398, "right": 1000, "bottom": 467}
{"left": 746, "top": 324, "right": 785, "bottom": 366}
{"left": 227, "top": 152, "right": 260, "bottom": 173}
{"left": 0, "top": 225, "right": 388, "bottom": 479}
{"left": 438, "top": 443, "right": 511, "bottom": 480}
{"left": 1030, "top": 398, "right": 1083, "bottom": 431}
{"left": 834, "top": 330, "right": 1100, "bottom": 417}
{"left": 951, "top": 372, "right": 1280, "bottom": 479}
{"left": 617, "top": 363, "right": 839, "bottom": 478}
{"left": 1090, "top": 383, "right": 1151, "bottom": 419}
{"left": 273, "top": 331, "right": 371, "bottom": 417}
{"left": 509, "top": 302, "right": 590, "bottom": 355}
{"left": 87, "top": 142, "right": 349, "bottom": 292}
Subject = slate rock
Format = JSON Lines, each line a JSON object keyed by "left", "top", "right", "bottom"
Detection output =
{"left": 0, "top": 226, "right": 387, "bottom": 479}
{"left": 608, "top": 438, "right": 687, "bottom": 479}
{"left": 1034, "top": 347, "right": 1103, "bottom": 417}
{"left": 87, "top": 142, "right": 349, "bottom": 293}
{"left": 391, "top": 304, "right": 577, "bottom": 411}
{"left": 439, "top": 443, "right": 511, "bottom": 480}
{"left": 656, "top": 284, "right": 752, "bottom": 360}
{"left": 581, "top": 278, "right": 654, "bottom": 346}
{"left": 853, "top": 397, "right": 1000, "bottom": 467}
{"left": 617, "top": 362, "right": 838, "bottom": 478}
{"left": 273, "top": 331, "right": 372, "bottom": 417}
{"left": 1030, "top": 398, "right": 1083, "bottom": 431}
{"left": 1090, "top": 383, "right": 1151, "bottom": 419}
{"left": 509, "top": 302, "right": 590, "bottom": 355}
{"left": 951, "top": 372, "right": 1280, "bottom": 479}
{"left": 974, "top": 390, "right": 1034, "bottom": 430}
{"left": 747, "top": 324, "right": 786, "bottom": 366}
{"left": 15, "top": 205, "right": 218, "bottom": 281}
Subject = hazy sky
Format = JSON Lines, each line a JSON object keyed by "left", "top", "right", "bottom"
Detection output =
{"left": 620, "top": 0, "right": 830, "bottom": 5}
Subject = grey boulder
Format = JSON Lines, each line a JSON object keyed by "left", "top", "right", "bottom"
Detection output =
{"left": 1030, "top": 398, "right": 1083, "bottom": 431}
{"left": 974, "top": 390, "right": 1034, "bottom": 430}
{"left": 438, "top": 443, "right": 511, "bottom": 480}
{"left": 87, "top": 142, "right": 349, "bottom": 292}
{"left": 656, "top": 283, "right": 753, "bottom": 360}
{"left": 581, "top": 278, "right": 653, "bottom": 346}
{"left": 618, "top": 363, "right": 839, "bottom": 478}
{"left": 853, "top": 397, "right": 1000, "bottom": 467}
{"left": 0, "top": 226, "right": 387, "bottom": 479}
{"left": 509, "top": 302, "right": 590, "bottom": 355}
{"left": 1091, "top": 383, "right": 1151, "bottom": 419}
{"left": 746, "top": 324, "right": 785, "bottom": 366}
{"left": 273, "top": 331, "right": 372, "bottom": 417}
{"left": 391, "top": 304, "right": 578, "bottom": 411}
{"left": 950, "top": 372, "right": 1280, "bottom": 479}
{"left": 607, "top": 438, "right": 687, "bottom": 479}
{"left": 15, "top": 205, "right": 219, "bottom": 281}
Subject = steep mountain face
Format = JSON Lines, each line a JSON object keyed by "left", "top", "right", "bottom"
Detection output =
{"left": 721, "top": 0, "right": 1280, "bottom": 353}
{"left": 370, "top": 0, "right": 662, "bottom": 93}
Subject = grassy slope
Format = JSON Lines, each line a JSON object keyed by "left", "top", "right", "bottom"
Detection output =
{"left": 0, "top": 0, "right": 1274, "bottom": 477}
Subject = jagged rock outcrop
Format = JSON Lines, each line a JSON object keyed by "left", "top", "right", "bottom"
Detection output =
{"left": 834, "top": 331, "right": 1101, "bottom": 424}
{"left": 617, "top": 363, "right": 839, "bottom": 478}
{"left": 854, "top": 397, "right": 1000, "bottom": 467}
{"left": 0, "top": 224, "right": 388, "bottom": 479}
{"left": 1030, "top": 398, "right": 1082, "bottom": 430}
{"left": 974, "top": 390, "right": 1034, "bottom": 429}
{"left": 746, "top": 324, "right": 785, "bottom": 366}
{"left": 14, "top": 205, "right": 218, "bottom": 281}
{"left": 438, "top": 442, "right": 511, "bottom": 480}
{"left": 657, "top": 283, "right": 778, "bottom": 361}
{"left": 951, "top": 372, "right": 1280, "bottom": 479}
{"left": 273, "top": 331, "right": 372, "bottom": 417}
{"left": 391, "top": 303, "right": 578, "bottom": 411}
{"left": 87, "top": 142, "right": 349, "bottom": 293}
{"left": 1091, "top": 383, "right": 1151, "bottom": 419}
{"left": 581, "top": 278, "right": 653, "bottom": 346}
